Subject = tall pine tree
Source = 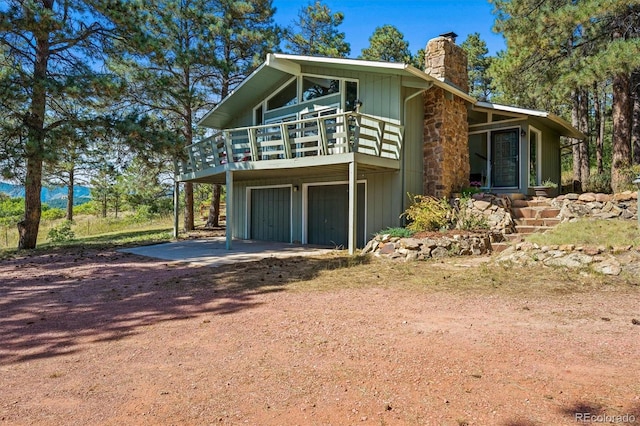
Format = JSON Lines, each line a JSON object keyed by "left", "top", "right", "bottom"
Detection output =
{"left": 285, "top": 1, "right": 350, "bottom": 58}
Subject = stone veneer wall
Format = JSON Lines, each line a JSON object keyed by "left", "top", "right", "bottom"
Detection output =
{"left": 424, "top": 36, "right": 468, "bottom": 92}
{"left": 422, "top": 88, "right": 469, "bottom": 198}
{"left": 422, "top": 35, "right": 470, "bottom": 199}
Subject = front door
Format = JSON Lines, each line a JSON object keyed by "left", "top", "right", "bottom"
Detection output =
{"left": 491, "top": 129, "right": 519, "bottom": 188}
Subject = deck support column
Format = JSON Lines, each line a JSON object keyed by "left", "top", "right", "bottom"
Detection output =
{"left": 225, "top": 169, "right": 234, "bottom": 250}
{"left": 173, "top": 180, "right": 179, "bottom": 239}
{"left": 348, "top": 160, "right": 357, "bottom": 255}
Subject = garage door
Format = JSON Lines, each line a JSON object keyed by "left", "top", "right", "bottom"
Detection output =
{"left": 250, "top": 187, "right": 291, "bottom": 242}
{"left": 307, "top": 183, "right": 365, "bottom": 248}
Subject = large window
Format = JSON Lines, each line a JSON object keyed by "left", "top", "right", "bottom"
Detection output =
{"left": 302, "top": 76, "right": 339, "bottom": 101}
{"left": 267, "top": 79, "right": 297, "bottom": 110}
{"left": 264, "top": 75, "right": 357, "bottom": 113}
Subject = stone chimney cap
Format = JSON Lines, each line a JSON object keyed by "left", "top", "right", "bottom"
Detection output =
{"left": 439, "top": 31, "right": 458, "bottom": 42}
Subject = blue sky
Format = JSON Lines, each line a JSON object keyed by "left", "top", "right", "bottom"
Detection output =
{"left": 272, "top": 0, "right": 506, "bottom": 57}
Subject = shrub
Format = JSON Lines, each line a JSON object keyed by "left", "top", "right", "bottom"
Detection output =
{"left": 74, "top": 201, "right": 99, "bottom": 216}
{"left": 452, "top": 196, "right": 489, "bottom": 231}
{"left": 47, "top": 220, "right": 75, "bottom": 243}
{"left": 586, "top": 172, "right": 612, "bottom": 193}
{"left": 41, "top": 207, "right": 66, "bottom": 220}
{"left": 376, "top": 227, "right": 415, "bottom": 238}
{"left": 402, "top": 194, "right": 451, "bottom": 232}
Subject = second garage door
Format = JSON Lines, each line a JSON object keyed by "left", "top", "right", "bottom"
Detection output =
{"left": 307, "top": 183, "right": 365, "bottom": 248}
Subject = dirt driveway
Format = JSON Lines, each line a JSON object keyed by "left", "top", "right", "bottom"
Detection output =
{"left": 1, "top": 247, "right": 639, "bottom": 425}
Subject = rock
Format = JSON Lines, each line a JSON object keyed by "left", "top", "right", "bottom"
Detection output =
{"left": 405, "top": 251, "right": 419, "bottom": 262}
{"left": 431, "top": 246, "right": 449, "bottom": 258}
{"left": 614, "top": 191, "right": 634, "bottom": 202}
{"left": 621, "top": 209, "right": 635, "bottom": 220}
{"left": 544, "top": 253, "right": 593, "bottom": 268}
{"left": 379, "top": 243, "right": 396, "bottom": 255}
{"left": 583, "top": 247, "right": 602, "bottom": 256}
{"left": 400, "top": 238, "right": 421, "bottom": 250}
{"left": 473, "top": 200, "right": 492, "bottom": 211}
{"left": 578, "top": 193, "right": 597, "bottom": 202}
{"left": 595, "top": 193, "right": 612, "bottom": 203}
{"left": 592, "top": 256, "right": 621, "bottom": 275}
{"left": 564, "top": 193, "right": 580, "bottom": 200}
{"left": 558, "top": 244, "right": 575, "bottom": 252}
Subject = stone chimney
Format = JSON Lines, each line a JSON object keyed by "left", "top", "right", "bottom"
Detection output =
{"left": 424, "top": 32, "right": 469, "bottom": 93}
{"left": 422, "top": 32, "right": 470, "bottom": 198}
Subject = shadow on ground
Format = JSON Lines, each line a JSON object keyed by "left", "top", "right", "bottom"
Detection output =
{"left": 0, "top": 246, "right": 368, "bottom": 365}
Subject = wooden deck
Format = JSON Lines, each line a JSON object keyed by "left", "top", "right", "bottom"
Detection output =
{"left": 178, "top": 112, "right": 404, "bottom": 182}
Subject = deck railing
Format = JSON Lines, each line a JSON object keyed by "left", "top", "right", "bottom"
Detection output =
{"left": 180, "top": 112, "right": 404, "bottom": 176}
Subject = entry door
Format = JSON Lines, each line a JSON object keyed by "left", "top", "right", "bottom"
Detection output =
{"left": 307, "top": 183, "right": 365, "bottom": 248}
{"left": 250, "top": 187, "right": 291, "bottom": 242}
{"left": 491, "top": 129, "right": 519, "bottom": 188}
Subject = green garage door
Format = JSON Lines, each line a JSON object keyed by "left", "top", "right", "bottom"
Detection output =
{"left": 307, "top": 183, "right": 365, "bottom": 248}
{"left": 251, "top": 187, "right": 291, "bottom": 242}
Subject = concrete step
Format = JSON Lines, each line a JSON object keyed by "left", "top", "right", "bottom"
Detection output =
{"left": 514, "top": 218, "right": 562, "bottom": 227}
{"left": 511, "top": 206, "right": 560, "bottom": 219}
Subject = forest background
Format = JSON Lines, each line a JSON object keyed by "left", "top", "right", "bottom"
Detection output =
{"left": 1, "top": 0, "right": 639, "bottom": 249}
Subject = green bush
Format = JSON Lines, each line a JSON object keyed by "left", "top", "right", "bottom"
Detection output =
{"left": 402, "top": 194, "right": 451, "bottom": 232}
{"left": 47, "top": 220, "right": 75, "bottom": 243}
{"left": 41, "top": 207, "right": 66, "bottom": 220}
{"left": 617, "top": 165, "right": 640, "bottom": 192}
{"left": 586, "top": 172, "right": 612, "bottom": 193}
{"left": 74, "top": 201, "right": 99, "bottom": 216}
{"left": 453, "top": 196, "right": 489, "bottom": 231}
{"left": 376, "top": 227, "right": 415, "bottom": 238}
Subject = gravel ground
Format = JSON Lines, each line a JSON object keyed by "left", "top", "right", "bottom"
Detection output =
{"left": 1, "top": 246, "right": 639, "bottom": 425}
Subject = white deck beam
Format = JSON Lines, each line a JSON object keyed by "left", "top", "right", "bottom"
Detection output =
{"left": 225, "top": 170, "right": 234, "bottom": 250}
{"left": 348, "top": 161, "right": 357, "bottom": 255}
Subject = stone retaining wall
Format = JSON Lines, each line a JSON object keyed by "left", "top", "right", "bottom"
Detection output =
{"left": 361, "top": 233, "right": 493, "bottom": 261}
{"left": 495, "top": 241, "right": 640, "bottom": 276}
{"left": 552, "top": 191, "right": 637, "bottom": 221}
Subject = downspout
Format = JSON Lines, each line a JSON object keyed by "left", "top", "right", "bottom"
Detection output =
{"left": 401, "top": 85, "right": 431, "bottom": 224}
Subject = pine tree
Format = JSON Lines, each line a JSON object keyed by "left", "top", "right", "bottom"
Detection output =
{"left": 360, "top": 25, "right": 411, "bottom": 63}
{"left": 0, "top": 0, "right": 126, "bottom": 249}
{"left": 285, "top": 1, "right": 350, "bottom": 58}
{"left": 460, "top": 33, "right": 493, "bottom": 101}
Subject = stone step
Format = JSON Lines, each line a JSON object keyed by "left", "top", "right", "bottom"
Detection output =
{"left": 515, "top": 225, "right": 553, "bottom": 234}
{"left": 490, "top": 242, "right": 512, "bottom": 253}
{"left": 511, "top": 206, "right": 560, "bottom": 219}
{"left": 514, "top": 218, "right": 563, "bottom": 227}
{"left": 505, "top": 234, "right": 526, "bottom": 243}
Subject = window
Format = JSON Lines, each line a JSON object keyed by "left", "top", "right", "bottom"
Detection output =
{"left": 344, "top": 81, "right": 358, "bottom": 111}
{"left": 302, "top": 76, "right": 339, "bottom": 101}
{"left": 254, "top": 104, "right": 263, "bottom": 125}
{"left": 267, "top": 79, "right": 297, "bottom": 110}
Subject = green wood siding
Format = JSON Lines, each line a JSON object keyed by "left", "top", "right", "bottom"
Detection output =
{"left": 250, "top": 187, "right": 291, "bottom": 242}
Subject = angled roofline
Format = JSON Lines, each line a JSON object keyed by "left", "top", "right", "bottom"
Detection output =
{"left": 474, "top": 101, "right": 586, "bottom": 140}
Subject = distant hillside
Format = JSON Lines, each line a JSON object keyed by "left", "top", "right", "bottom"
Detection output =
{"left": 0, "top": 182, "right": 91, "bottom": 209}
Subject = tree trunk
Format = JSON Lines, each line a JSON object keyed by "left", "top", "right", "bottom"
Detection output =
{"left": 205, "top": 184, "right": 221, "bottom": 228}
{"left": 593, "top": 82, "right": 604, "bottom": 174}
{"left": 578, "top": 88, "right": 590, "bottom": 188}
{"left": 571, "top": 90, "right": 583, "bottom": 191}
{"left": 18, "top": 4, "right": 51, "bottom": 249}
{"left": 183, "top": 182, "right": 195, "bottom": 230}
{"left": 611, "top": 72, "right": 633, "bottom": 193}
{"left": 632, "top": 70, "right": 640, "bottom": 165}
{"left": 66, "top": 168, "right": 74, "bottom": 221}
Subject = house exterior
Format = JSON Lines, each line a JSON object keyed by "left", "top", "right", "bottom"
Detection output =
{"left": 177, "top": 34, "right": 583, "bottom": 254}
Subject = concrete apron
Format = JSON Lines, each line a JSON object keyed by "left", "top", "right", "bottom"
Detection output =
{"left": 119, "top": 237, "right": 336, "bottom": 268}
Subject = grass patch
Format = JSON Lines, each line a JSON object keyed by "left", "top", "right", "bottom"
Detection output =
{"left": 525, "top": 219, "right": 640, "bottom": 247}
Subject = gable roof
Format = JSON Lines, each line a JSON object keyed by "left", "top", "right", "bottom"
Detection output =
{"left": 198, "top": 53, "right": 475, "bottom": 129}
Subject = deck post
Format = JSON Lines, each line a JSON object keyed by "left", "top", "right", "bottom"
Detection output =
{"left": 225, "top": 169, "right": 233, "bottom": 250}
{"left": 348, "top": 160, "right": 357, "bottom": 255}
{"left": 173, "top": 180, "right": 179, "bottom": 239}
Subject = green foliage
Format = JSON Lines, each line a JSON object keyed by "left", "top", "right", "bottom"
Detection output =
{"left": 540, "top": 179, "right": 558, "bottom": 188}
{"left": 460, "top": 33, "right": 494, "bottom": 101}
{"left": 360, "top": 25, "right": 411, "bottom": 63}
{"left": 74, "top": 201, "right": 99, "bottom": 216}
{"left": 402, "top": 194, "right": 451, "bottom": 232}
{"left": 376, "top": 227, "right": 415, "bottom": 238}
{"left": 452, "top": 196, "right": 489, "bottom": 231}
{"left": 0, "top": 195, "right": 24, "bottom": 225}
{"left": 47, "top": 221, "right": 75, "bottom": 243}
{"left": 41, "top": 208, "right": 65, "bottom": 221}
{"left": 586, "top": 172, "right": 612, "bottom": 193}
{"left": 617, "top": 164, "right": 640, "bottom": 192}
{"left": 285, "top": 1, "right": 350, "bottom": 57}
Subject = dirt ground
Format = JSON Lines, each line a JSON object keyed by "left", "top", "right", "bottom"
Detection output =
{"left": 1, "top": 244, "right": 639, "bottom": 426}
